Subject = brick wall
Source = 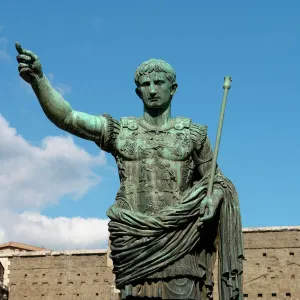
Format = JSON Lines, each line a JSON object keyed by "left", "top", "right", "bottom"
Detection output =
{"left": 241, "top": 228, "right": 300, "bottom": 300}
{"left": 213, "top": 227, "right": 300, "bottom": 300}
{"left": 5, "top": 250, "right": 119, "bottom": 300}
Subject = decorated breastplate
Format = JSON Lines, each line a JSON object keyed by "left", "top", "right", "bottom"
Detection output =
{"left": 116, "top": 117, "right": 193, "bottom": 161}
{"left": 114, "top": 117, "right": 196, "bottom": 214}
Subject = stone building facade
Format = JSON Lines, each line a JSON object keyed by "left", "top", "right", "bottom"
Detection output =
{"left": 5, "top": 250, "right": 117, "bottom": 300}
{"left": 0, "top": 227, "right": 299, "bottom": 300}
{"left": 214, "top": 227, "right": 300, "bottom": 299}
{"left": 0, "top": 242, "right": 47, "bottom": 288}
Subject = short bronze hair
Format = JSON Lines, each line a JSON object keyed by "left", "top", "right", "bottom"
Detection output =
{"left": 134, "top": 58, "right": 176, "bottom": 86}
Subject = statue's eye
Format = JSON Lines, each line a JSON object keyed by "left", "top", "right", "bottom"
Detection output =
{"left": 155, "top": 81, "right": 164, "bottom": 86}
{"left": 141, "top": 81, "right": 150, "bottom": 87}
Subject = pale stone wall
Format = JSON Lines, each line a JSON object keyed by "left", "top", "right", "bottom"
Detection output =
{"left": 1, "top": 227, "right": 300, "bottom": 300}
{"left": 0, "top": 248, "right": 30, "bottom": 287}
{"left": 242, "top": 227, "right": 300, "bottom": 300}
{"left": 214, "top": 227, "right": 300, "bottom": 300}
{"left": 1, "top": 250, "right": 120, "bottom": 300}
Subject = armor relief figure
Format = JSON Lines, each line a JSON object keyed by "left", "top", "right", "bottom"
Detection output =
{"left": 16, "top": 42, "right": 243, "bottom": 300}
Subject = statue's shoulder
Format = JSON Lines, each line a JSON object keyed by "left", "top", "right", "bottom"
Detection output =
{"left": 120, "top": 116, "right": 138, "bottom": 130}
{"left": 95, "top": 113, "right": 120, "bottom": 153}
{"left": 103, "top": 113, "right": 121, "bottom": 133}
{"left": 173, "top": 116, "right": 191, "bottom": 130}
{"left": 190, "top": 122, "right": 208, "bottom": 150}
{"left": 173, "top": 117, "right": 207, "bottom": 134}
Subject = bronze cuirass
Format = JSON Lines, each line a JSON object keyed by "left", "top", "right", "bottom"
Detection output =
{"left": 114, "top": 117, "right": 196, "bottom": 214}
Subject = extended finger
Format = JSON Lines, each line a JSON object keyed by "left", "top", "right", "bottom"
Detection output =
{"left": 199, "top": 204, "right": 206, "bottom": 215}
{"left": 16, "top": 54, "right": 32, "bottom": 63}
{"left": 15, "top": 42, "right": 23, "bottom": 54}
{"left": 199, "top": 213, "right": 213, "bottom": 222}
{"left": 15, "top": 43, "right": 38, "bottom": 61}
{"left": 199, "top": 207, "right": 212, "bottom": 222}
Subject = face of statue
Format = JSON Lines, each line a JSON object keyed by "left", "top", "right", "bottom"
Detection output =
{"left": 136, "top": 72, "right": 177, "bottom": 109}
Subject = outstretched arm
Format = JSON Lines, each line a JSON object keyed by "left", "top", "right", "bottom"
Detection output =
{"left": 16, "top": 43, "right": 108, "bottom": 143}
{"left": 31, "top": 75, "right": 108, "bottom": 141}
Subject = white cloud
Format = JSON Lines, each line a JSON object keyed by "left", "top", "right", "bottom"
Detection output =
{"left": 55, "top": 83, "right": 72, "bottom": 96}
{"left": 0, "top": 115, "right": 110, "bottom": 249}
{"left": 18, "top": 71, "right": 71, "bottom": 97}
{"left": 0, "top": 36, "right": 9, "bottom": 60}
{"left": 0, "top": 210, "right": 109, "bottom": 250}
{"left": 47, "top": 73, "right": 71, "bottom": 96}
{"left": 0, "top": 50, "right": 9, "bottom": 60}
{"left": 0, "top": 116, "right": 106, "bottom": 210}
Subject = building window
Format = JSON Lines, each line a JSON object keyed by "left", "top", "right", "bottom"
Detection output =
{"left": 258, "top": 294, "right": 263, "bottom": 297}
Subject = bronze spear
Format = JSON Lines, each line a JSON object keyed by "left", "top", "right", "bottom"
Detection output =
{"left": 207, "top": 76, "right": 232, "bottom": 196}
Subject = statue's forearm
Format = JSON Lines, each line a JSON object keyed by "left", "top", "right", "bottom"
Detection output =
{"left": 31, "top": 75, "right": 108, "bottom": 143}
{"left": 31, "top": 75, "right": 72, "bottom": 129}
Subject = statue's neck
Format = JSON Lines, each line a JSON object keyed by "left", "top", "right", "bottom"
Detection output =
{"left": 143, "top": 105, "right": 171, "bottom": 127}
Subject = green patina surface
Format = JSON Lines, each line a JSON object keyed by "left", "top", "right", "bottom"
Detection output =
{"left": 16, "top": 42, "right": 244, "bottom": 300}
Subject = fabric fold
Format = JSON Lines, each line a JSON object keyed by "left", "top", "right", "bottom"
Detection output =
{"left": 107, "top": 173, "right": 244, "bottom": 299}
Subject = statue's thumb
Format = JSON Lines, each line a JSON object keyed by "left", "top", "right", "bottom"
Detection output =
{"left": 15, "top": 42, "right": 23, "bottom": 54}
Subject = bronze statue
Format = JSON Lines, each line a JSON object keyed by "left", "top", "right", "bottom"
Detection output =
{"left": 16, "top": 42, "right": 244, "bottom": 299}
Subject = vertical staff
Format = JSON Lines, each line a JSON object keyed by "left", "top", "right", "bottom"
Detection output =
{"left": 207, "top": 76, "right": 232, "bottom": 196}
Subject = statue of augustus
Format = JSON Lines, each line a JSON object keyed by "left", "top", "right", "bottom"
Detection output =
{"left": 16, "top": 42, "right": 244, "bottom": 299}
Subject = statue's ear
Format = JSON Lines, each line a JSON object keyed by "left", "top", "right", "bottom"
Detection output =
{"left": 135, "top": 87, "right": 141, "bottom": 99}
{"left": 171, "top": 82, "right": 178, "bottom": 96}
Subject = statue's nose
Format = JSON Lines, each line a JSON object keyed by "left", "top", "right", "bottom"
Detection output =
{"left": 150, "top": 85, "right": 156, "bottom": 96}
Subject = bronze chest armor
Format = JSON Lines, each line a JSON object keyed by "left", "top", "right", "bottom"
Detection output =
{"left": 114, "top": 117, "right": 196, "bottom": 214}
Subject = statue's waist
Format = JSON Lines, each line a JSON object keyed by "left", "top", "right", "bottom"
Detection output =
{"left": 116, "top": 182, "right": 194, "bottom": 213}
{"left": 120, "top": 161, "right": 194, "bottom": 190}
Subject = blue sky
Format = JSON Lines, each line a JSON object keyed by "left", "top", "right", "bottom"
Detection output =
{"left": 0, "top": 1, "right": 300, "bottom": 249}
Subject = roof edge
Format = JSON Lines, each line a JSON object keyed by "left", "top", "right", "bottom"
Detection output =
{"left": 0, "top": 249, "right": 108, "bottom": 258}
{"left": 243, "top": 226, "right": 300, "bottom": 232}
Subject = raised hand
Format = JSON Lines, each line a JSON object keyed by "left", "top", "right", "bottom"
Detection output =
{"left": 16, "top": 42, "right": 43, "bottom": 84}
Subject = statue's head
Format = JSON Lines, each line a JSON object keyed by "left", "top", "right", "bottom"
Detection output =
{"left": 134, "top": 59, "right": 178, "bottom": 109}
